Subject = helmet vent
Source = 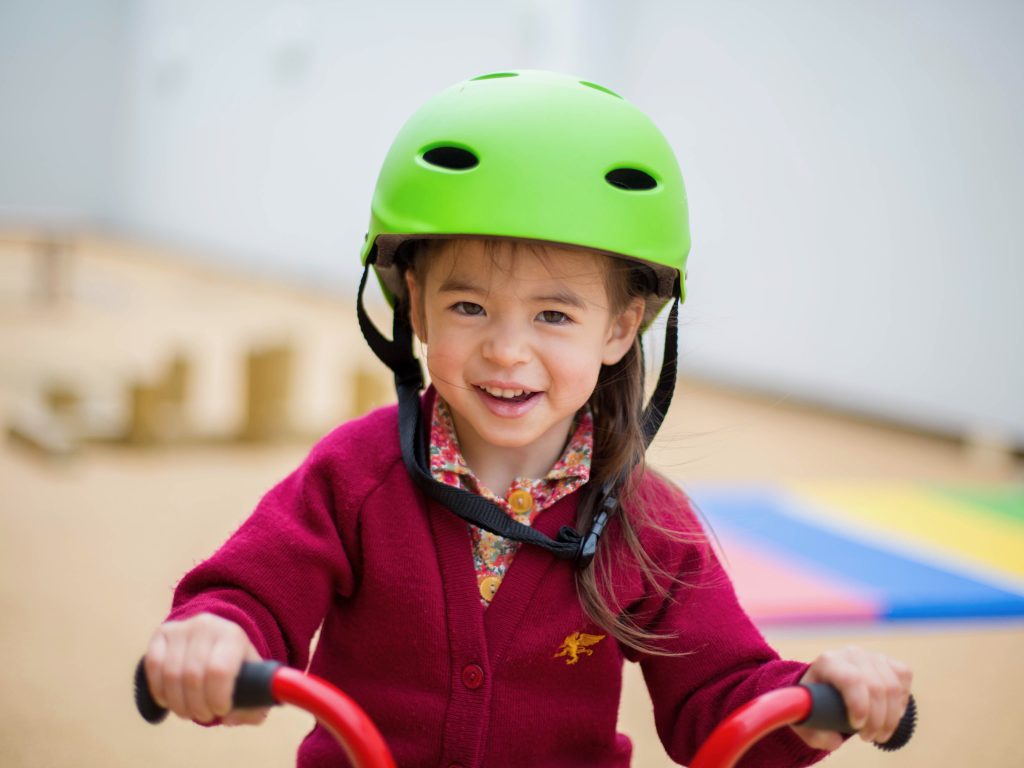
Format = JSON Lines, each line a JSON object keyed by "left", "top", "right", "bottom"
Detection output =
{"left": 422, "top": 146, "right": 479, "bottom": 170}
{"left": 471, "top": 72, "right": 519, "bottom": 81}
{"left": 580, "top": 80, "right": 622, "bottom": 99}
{"left": 605, "top": 168, "right": 658, "bottom": 191}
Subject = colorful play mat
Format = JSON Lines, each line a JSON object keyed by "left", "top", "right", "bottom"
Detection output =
{"left": 687, "top": 483, "right": 1024, "bottom": 625}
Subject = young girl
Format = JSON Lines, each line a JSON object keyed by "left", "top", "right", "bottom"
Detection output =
{"left": 143, "top": 70, "right": 912, "bottom": 767}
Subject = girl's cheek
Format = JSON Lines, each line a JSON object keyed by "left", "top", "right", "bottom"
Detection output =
{"left": 555, "top": 358, "right": 601, "bottom": 384}
{"left": 426, "top": 346, "right": 462, "bottom": 366}
{"left": 547, "top": 334, "right": 604, "bottom": 362}
{"left": 422, "top": 320, "right": 460, "bottom": 346}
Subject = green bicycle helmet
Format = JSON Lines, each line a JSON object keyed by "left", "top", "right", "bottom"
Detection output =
{"left": 355, "top": 70, "right": 691, "bottom": 567}
{"left": 361, "top": 69, "right": 690, "bottom": 320}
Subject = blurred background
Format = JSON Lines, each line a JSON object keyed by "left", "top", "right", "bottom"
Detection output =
{"left": 1, "top": 1, "right": 1022, "bottom": 766}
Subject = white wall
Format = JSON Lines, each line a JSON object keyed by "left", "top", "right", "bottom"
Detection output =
{"left": 114, "top": 0, "right": 545, "bottom": 284}
{"left": 624, "top": 0, "right": 1024, "bottom": 444}
{"left": 0, "top": 0, "right": 130, "bottom": 224}
{"left": 2, "top": 1, "right": 1021, "bottom": 444}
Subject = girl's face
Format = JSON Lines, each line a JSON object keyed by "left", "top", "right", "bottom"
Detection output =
{"left": 405, "top": 239, "right": 644, "bottom": 468}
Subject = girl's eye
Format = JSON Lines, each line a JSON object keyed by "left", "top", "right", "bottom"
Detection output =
{"left": 452, "top": 301, "right": 485, "bottom": 316}
{"left": 538, "top": 310, "right": 571, "bottom": 325}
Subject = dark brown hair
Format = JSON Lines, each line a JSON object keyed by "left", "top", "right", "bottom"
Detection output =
{"left": 402, "top": 237, "right": 701, "bottom": 655}
{"left": 575, "top": 255, "right": 706, "bottom": 655}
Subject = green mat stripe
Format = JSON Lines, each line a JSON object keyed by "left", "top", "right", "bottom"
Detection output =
{"left": 930, "top": 486, "right": 1024, "bottom": 526}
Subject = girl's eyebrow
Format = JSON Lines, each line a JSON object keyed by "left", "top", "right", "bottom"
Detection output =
{"left": 437, "top": 277, "right": 485, "bottom": 294}
{"left": 437, "top": 277, "right": 587, "bottom": 309}
{"left": 532, "top": 289, "right": 587, "bottom": 309}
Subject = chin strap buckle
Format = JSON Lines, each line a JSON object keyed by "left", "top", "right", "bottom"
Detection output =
{"left": 575, "top": 487, "right": 617, "bottom": 567}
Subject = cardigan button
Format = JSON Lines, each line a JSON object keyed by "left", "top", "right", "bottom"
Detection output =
{"left": 461, "top": 664, "right": 484, "bottom": 689}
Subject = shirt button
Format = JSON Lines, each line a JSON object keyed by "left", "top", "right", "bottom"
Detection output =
{"left": 479, "top": 574, "right": 502, "bottom": 602}
{"left": 461, "top": 664, "right": 484, "bottom": 689}
{"left": 508, "top": 489, "right": 534, "bottom": 515}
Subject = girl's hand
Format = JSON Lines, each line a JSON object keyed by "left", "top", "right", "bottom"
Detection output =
{"left": 791, "top": 645, "right": 913, "bottom": 751}
{"left": 144, "top": 613, "right": 270, "bottom": 726}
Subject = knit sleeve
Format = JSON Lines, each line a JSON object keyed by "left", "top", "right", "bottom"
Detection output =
{"left": 165, "top": 435, "right": 359, "bottom": 669}
{"left": 623, "top": 479, "right": 831, "bottom": 768}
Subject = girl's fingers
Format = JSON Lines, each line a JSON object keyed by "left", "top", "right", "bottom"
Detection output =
{"left": 889, "top": 659, "right": 914, "bottom": 742}
{"left": 858, "top": 656, "right": 891, "bottom": 742}
{"left": 798, "top": 646, "right": 914, "bottom": 750}
{"left": 205, "top": 632, "right": 247, "bottom": 718}
{"left": 160, "top": 626, "right": 189, "bottom": 719}
{"left": 226, "top": 642, "right": 272, "bottom": 726}
{"left": 892, "top": 657, "right": 914, "bottom": 688}
{"left": 144, "top": 632, "right": 168, "bottom": 708}
{"left": 843, "top": 680, "right": 871, "bottom": 734}
{"left": 802, "top": 647, "right": 872, "bottom": 730}
{"left": 875, "top": 656, "right": 911, "bottom": 744}
{"left": 794, "top": 650, "right": 868, "bottom": 751}
{"left": 206, "top": 627, "right": 269, "bottom": 726}
{"left": 182, "top": 629, "right": 218, "bottom": 724}
{"left": 825, "top": 656, "right": 871, "bottom": 732}
{"left": 145, "top": 614, "right": 264, "bottom": 725}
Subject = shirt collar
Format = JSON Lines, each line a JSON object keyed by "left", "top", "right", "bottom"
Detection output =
{"left": 428, "top": 397, "right": 592, "bottom": 487}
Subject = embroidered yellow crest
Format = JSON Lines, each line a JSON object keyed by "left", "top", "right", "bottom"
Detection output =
{"left": 554, "top": 632, "right": 606, "bottom": 665}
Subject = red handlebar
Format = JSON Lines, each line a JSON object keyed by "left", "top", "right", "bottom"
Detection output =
{"left": 691, "top": 683, "right": 916, "bottom": 768}
{"left": 134, "top": 659, "right": 396, "bottom": 768}
{"left": 270, "top": 666, "right": 396, "bottom": 768}
{"left": 137, "top": 661, "right": 913, "bottom": 768}
{"left": 690, "top": 687, "right": 813, "bottom": 768}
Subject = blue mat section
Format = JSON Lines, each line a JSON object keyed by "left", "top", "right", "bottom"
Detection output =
{"left": 692, "top": 488, "right": 1024, "bottom": 621}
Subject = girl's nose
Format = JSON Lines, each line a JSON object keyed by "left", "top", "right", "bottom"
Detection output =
{"left": 482, "top": 321, "right": 531, "bottom": 367}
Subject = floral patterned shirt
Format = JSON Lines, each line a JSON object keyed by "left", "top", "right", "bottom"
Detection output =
{"left": 429, "top": 398, "right": 593, "bottom": 607}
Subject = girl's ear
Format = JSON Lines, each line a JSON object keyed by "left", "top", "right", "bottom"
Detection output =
{"left": 404, "top": 269, "right": 428, "bottom": 344}
{"left": 602, "top": 297, "right": 645, "bottom": 365}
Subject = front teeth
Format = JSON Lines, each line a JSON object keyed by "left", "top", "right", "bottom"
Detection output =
{"left": 480, "top": 385, "right": 526, "bottom": 399}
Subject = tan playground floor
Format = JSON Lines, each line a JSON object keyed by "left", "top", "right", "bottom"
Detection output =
{"left": 1, "top": 232, "right": 1022, "bottom": 767}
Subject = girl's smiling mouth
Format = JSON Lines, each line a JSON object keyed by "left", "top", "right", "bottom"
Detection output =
{"left": 474, "top": 383, "right": 542, "bottom": 415}
{"left": 476, "top": 384, "right": 537, "bottom": 402}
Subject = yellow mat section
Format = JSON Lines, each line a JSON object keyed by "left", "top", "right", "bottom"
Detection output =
{"left": 788, "top": 484, "right": 1024, "bottom": 581}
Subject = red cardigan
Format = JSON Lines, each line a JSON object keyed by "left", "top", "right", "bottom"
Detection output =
{"left": 167, "top": 393, "right": 828, "bottom": 768}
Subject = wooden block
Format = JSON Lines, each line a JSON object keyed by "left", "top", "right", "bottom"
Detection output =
{"left": 44, "top": 382, "right": 79, "bottom": 418}
{"left": 125, "top": 383, "right": 164, "bottom": 445}
{"left": 351, "top": 366, "right": 391, "bottom": 418}
{"left": 159, "top": 353, "right": 189, "bottom": 406}
{"left": 240, "top": 343, "right": 294, "bottom": 442}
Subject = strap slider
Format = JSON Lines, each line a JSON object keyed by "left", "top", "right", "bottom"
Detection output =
{"left": 575, "top": 509, "right": 611, "bottom": 567}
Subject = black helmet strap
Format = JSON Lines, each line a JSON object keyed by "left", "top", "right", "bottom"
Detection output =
{"left": 355, "top": 256, "right": 680, "bottom": 568}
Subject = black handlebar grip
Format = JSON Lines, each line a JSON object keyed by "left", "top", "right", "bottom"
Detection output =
{"left": 232, "top": 660, "right": 282, "bottom": 708}
{"left": 134, "top": 658, "right": 168, "bottom": 724}
{"left": 799, "top": 682, "right": 917, "bottom": 751}
{"left": 134, "top": 658, "right": 282, "bottom": 724}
